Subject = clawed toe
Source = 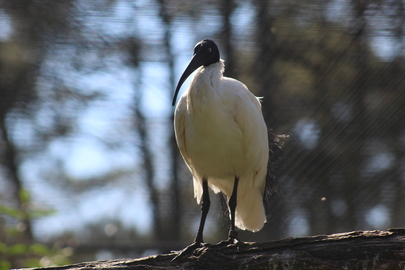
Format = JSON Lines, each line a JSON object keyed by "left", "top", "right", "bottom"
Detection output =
{"left": 172, "top": 242, "right": 209, "bottom": 261}
{"left": 216, "top": 230, "right": 241, "bottom": 247}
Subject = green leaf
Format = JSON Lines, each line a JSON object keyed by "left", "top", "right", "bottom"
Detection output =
{"left": 8, "top": 243, "right": 28, "bottom": 255}
{"left": 29, "top": 243, "right": 51, "bottom": 256}
{"left": 0, "top": 205, "right": 22, "bottom": 219}
{"left": 19, "top": 189, "right": 31, "bottom": 204}
{"left": 5, "top": 227, "right": 23, "bottom": 236}
{"left": 0, "top": 260, "right": 12, "bottom": 270}
{"left": 0, "top": 242, "right": 7, "bottom": 253}
{"left": 22, "top": 258, "right": 42, "bottom": 268}
{"left": 28, "top": 209, "right": 57, "bottom": 219}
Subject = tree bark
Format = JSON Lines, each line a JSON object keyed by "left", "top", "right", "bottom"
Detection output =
{"left": 25, "top": 229, "right": 405, "bottom": 270}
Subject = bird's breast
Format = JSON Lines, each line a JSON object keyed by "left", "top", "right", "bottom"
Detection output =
{"left": 177, "top": 63, "right": 267, "bottom": 182}
{"left": 184, "top": 97, "right": 245, "bottom": 178}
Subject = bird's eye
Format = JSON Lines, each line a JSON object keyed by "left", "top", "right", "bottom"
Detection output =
{"left": 208, "top": 48, "right": 212, "bottom": 53}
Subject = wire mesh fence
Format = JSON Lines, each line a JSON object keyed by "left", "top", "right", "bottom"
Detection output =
{"left": 0, "top": 0, "right": 404, "bottom": 266}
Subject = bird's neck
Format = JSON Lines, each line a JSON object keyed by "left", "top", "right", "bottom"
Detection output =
{"left": 204, "top": 59, "right": 225, "bottom": 76}
{"left": 187, "top": 60, "right": 225, "bottom": 107}
{"left": 195, "top": 59, "right": 225, "bottom": 88}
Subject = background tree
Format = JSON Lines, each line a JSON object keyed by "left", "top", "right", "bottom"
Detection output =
{"left": 0, "top": 0, "right": 404, "bottom": 267}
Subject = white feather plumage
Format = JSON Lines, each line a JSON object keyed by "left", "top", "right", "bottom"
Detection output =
{"left": 174, "top": 59, "right": 269, "bottom": 232}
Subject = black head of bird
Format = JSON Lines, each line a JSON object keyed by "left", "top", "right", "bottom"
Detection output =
{"left": 172, "top": 39, "right": 220, "bottom": 106}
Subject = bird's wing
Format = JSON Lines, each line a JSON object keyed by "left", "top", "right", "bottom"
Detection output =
{"left": 222, "top": 78, "right": 269, "bottom": 189}
{"left": 225, "top": 79, "right": 268, "bottom": 158}
{"left": 174, "top": 95, "right": 192, "bottom": 170}
{"left": 174, "top": 96, "right": 203, "bottom": 203}
{"left": 242, "top": 97, "right": 266, "bottom": 157}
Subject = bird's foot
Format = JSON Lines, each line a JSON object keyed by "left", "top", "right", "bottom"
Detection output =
{"left": 171, "top": 241, "right": 210, "bottom": 261}
{"left": 228, "top": 229, "right": 238, "bottom": 242}
{"left": 216, "top": 230, "right": 241, "bottom": 247}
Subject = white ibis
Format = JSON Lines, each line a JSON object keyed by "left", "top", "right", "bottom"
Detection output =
{"left": 172, "top": 39, "right": 269, "bottom": 251}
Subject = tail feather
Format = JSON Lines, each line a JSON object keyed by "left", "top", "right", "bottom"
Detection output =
{"left": 235, "top": 188, "right": 266, "bottom": 232}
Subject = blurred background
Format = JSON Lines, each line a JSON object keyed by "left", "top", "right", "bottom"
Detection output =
{"left": 1, "top": 0, "right": 405, "bottom": 268}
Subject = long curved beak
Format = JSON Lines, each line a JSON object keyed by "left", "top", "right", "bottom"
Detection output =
{"left": 172, "top": 52, "right": 205, "bottom": 106}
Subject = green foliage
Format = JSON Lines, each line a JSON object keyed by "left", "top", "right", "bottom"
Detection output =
{"left": 0, "top": 242, "right": 71, "bottom": 269}
{"left": 0, "top": 190, "right": 71, "bottom": 269}
{"left": 0, "top": 205, "right": 21, "bottom": 220}
{"left": 0, "top": 260, "right": 11, "bottom": 270}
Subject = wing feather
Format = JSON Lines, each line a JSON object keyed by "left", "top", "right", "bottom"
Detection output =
{"left": 221, "top": 78, "right": 269, "bottom": 191}
{"left": 174, "top": 95, "right": 203, "bottom": 203}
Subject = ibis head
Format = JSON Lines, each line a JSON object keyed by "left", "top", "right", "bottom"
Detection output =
{"left": 172, "top": 39, "right": 220, "bottom": 106}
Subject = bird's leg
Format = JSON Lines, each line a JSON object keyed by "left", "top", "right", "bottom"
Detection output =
{"left": 172, "top": 179, "right": 210, "bottom": 261}
{"left": 227, "top": 176, "right": 239, "bottom": 243}
{"left": 216, "top": 176, "right": 240, "bottom": 247}
{"left": 195, "top": 179, "right": 210, "bottom": 244}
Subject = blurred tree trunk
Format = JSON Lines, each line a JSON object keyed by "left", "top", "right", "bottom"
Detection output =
{"left": 391, "top": 108, "right": 405, "bottom": 227}
{"left": 390, "top": 0, "right": 405, "bottom": 228}
{"left": 0, "top": 27, "right": 38, "bottom": 243}
{"left": 133, "top": 67, "right": 163, "bottom": 241}
{"left": 253, "top": 0, "right": 280, "bottom": 128}
{"left": 0, "top": 117, "right": 33, "bottom": 241}
{"left": 309, "top": 16, "right": 339, "bottom": 235}
{"left": 220, "top": 0, "right": 237, "bottom": 78}
{"left": 0, "top": 1, "right": 75, "bottom": 244}
{"left": 157, "top": 0, "right": 181, "bottom": 242}
{"left": 341, "top": 0, "right": 369, "bottom": 231}
{"left": 253, "top": 0, "right": 285, "bottom": 240}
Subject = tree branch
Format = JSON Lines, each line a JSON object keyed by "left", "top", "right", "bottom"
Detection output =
{"left": 23, "top": 229, "right": 405, "bottom": 270}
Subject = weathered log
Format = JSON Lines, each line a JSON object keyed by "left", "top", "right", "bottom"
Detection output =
{"left": 20, "top": 229, "right": 405, "bottom": 270}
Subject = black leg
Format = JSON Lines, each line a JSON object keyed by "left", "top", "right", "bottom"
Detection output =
{"left": 172, "top": 178, "right": 210, "bottom": 261}
{"left": 216, "top": 176, "right": 240, "bottom": 247}
{"left": 195, "top": 179, "right": 210, "bottom": 243}
{"left": 228, "top": 176, "right": 239, "bottom": 241}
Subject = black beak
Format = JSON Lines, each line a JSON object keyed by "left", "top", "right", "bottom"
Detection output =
{"left": 172, "top": 52, "right": 205, "bottom": 106}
